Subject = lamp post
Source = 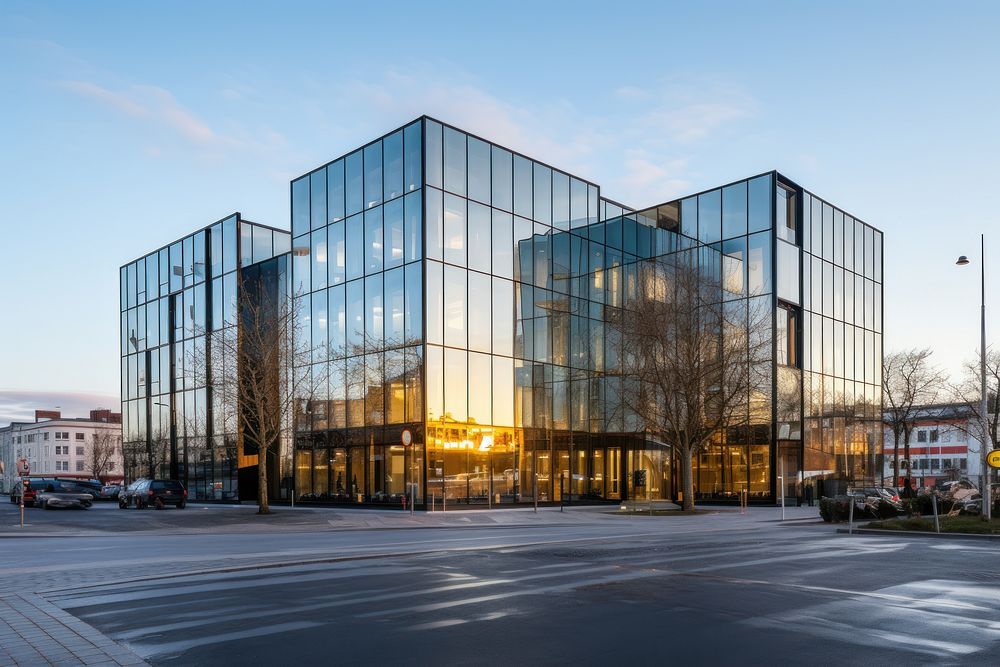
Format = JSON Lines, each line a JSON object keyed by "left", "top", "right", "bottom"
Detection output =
{"left": 957, "top": 235, "right": 992, "bottom": 520}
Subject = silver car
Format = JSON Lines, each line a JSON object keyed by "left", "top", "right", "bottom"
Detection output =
{"left": 35, "top": 481, "right": 94, "bottom": 510}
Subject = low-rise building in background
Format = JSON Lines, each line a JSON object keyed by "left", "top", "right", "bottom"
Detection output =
{"left": 0, "top": 409, "right": 123, "bottom": 492}
{"left": 882, "top": 402, "right": 983, "bottom": 489}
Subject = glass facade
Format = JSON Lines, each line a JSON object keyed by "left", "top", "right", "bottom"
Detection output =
{"left": 288, "top": 117, "right": 884, "bottom": 507}
{"left": 119, "top": 214, "right": 291, "bottom": 500}
{"left": 123, "top": 116, "right": 883, "bottom": 507}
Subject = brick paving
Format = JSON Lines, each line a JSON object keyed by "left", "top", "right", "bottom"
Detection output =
{"left": 0, "top": 594, "right": 148, "bottom": 667}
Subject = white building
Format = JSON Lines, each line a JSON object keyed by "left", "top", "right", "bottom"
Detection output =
{"left": 0, "top": 410, "right": 124, "bottom": 493}
{"left": 882, "top": 402, "right": 983, "bottom": 488}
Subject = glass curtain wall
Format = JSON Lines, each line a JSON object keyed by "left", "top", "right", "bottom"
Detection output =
{"left": 287, "top": 117, "right": 883, "bottom": 507}
{"left": 120, "top": 215, "right": 290, "bottom": 500}
{"left": 799, "top": 189, "right": 884, "bottom": 497}
{"left": 291, "top": 119, "right": 425, "bottom": 505}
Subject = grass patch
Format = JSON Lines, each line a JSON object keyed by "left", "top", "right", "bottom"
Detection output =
{"left": 866, "top": 515, "right": 1000, "bottom": 535}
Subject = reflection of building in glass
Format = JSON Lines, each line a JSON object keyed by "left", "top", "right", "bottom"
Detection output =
{"left": 120, "top": 116, "right": 883, "bottom": 506}
{"left": 119, "top": 214, "right": 290, "bottom": 501}
{"left": 289, "top": 117, "right": 884, "bottom": 506}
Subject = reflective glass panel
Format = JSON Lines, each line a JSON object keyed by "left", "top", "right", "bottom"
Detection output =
{"left": 748, "top": 175, "right": 772, "bottom": 233}
{"left": 384, "top": 197, "right": 404, "bottom": 269}
{"left": 426, "top": 261, "right": 443, "bottom": 344}
{"left": 426, "top": 187, "right": 443, "bottom": 261}
{"left": 329, "top": 220, "right": 345, "bottom": 285}
{"left": 722, "top": 181, "right": 748, "bottom": 239}
{"left": 533, "top": 164, "right": 551, "bottom": 225}
{"left": 444, "top": 265, "right": 467, "bottom": 348}
{"left": 404, "top": 262, "right": 422, "bottom": 344}
{"left": 404, "top": 191, "right": 422, "bottom": 262}
{"left": 311, "top": 169, "right": 327, "bottom": 231}
{"left": 292, "top": 176, "right": 310, "bottom": 238}
{"left": 385, "top": 266, "right": 404, "bottom": 345}
{"left": 404, "top": 120, "right": 422, "bottom": 192}
{"left": 365, "top": 208, "right": 383, "bottom": 275}
{"left": 365, "top": 274, "right": 383, "bottom": 349}
{"left": 468, "top": 271, "right": 491, "bottom": 353}
{"left": 468, "top": 202, "right": 491, "bottom": 272}
{"left": 468, "top": 352, "right": 491, "bottom": 425}
{"left": 492, "top": 146, "right": 512, "bottom": 211}
{"left": 327, "top": 159, "right": 345, "bottom": 222}
{"left": 346, "top": 214, "right": 364, "bottom": 280}
{"left": 311, "top": 228, "right": 327, "bottom": 291}
{"left": 425, "top": 119, "right": 443, "bottom": 189}
{"left": 364, "top": 141, "right": 382, "bottom": 209}
{"left": 514, "top": 155, "right": 533, "bottom": 219}
{"left": 345, "top": 150, "right": 363, "bottom": 215}
{"left": 468, "top": 136, "right": 490, "bottom": 203}
{"left": 444, "top": 347, "right": 467, "bottom": 422}
{"left": 698, "top": 189, "right": 721, "bottom": 244}
{"left": 383, "top": 130, "right": 403, "bottom": 201}
{"left": 443, "top": 193, "right": 466, "bottom": 266}
{"left": 443, "top": 127, "right": 466, "bottom": 197}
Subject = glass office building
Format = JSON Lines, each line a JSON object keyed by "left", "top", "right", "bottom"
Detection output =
{"left": 119, "top": 214, "right": 291, "bottom": 501}
{"left": 121, "top": 116, "right": 883, "bottom": 506}
{"left": 288, "top": 116, "right": 885, "bottom": 507}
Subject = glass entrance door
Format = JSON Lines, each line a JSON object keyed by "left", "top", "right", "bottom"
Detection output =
{"left": 607, "top": 447, "right": 621, "bottom": 500}
{"left": 777, "top": 440, "right": 801, "bottom": 503}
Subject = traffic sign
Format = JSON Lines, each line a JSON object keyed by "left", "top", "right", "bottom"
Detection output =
{"left": 16, "top": 458, "right": 29, "bottom": 476}
{"left": 987, "top": 449, "right": 1000, "bottom": 469}
{"left": 401, "top": 429, "right": 412, "bottom": 446}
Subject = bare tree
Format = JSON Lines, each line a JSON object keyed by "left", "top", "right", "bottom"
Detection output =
{"left": 88, "top": 430, "right": 118, "bottom": 483}
{"left": 950, "top": 348, "right": 1000, "bottom": 451}
{"left": 947, "top": 349, "right": 1000, "bottom": 511}
{"left": 883, "top": 348, "right": 945, "bottom": 496}
{"left": 609, "top": 252, "right": 770, "bottom": 511}
{"left": 208, "top": 272, "right": 311, "bottom": 514}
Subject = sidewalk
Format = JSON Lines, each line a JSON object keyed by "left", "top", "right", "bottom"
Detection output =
{"left": 0, "top": 594, "right": 148, "bottom": 667}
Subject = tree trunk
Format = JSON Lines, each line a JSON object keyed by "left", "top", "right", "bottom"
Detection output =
{"left": 892, "top": 427, "right": 901, "bottom": 489}
{"left": 257, "top": 448, "right": 270, "bottom": 514}
{"left": 902, "top": 432, "right": 912, "bottom": 498}
{"left": 680, "top": 446, "right": 695, "bottom": 512}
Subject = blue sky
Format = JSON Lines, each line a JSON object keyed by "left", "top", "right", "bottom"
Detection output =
{"left": 1, "top": 1, "right": 999, "bottom": 425}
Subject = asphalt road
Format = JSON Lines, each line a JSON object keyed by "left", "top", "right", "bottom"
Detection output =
{"left": 3, "top": 502, "right": 999, "bottom": 666}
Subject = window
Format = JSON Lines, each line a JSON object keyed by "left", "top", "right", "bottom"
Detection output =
{"left": 776, "top": 305, "right": 799, "bottom": 367}
{"left": 917, "top": 430, "right": 927, "bottom": 443}
{"left": 76, "top": 461, "right": 85, "bottom": 472}
{"left": 75, "top": 432, "right": 84, "bottom": 440}
{"left": 76, "top": 446, "right": 84, "bottom": 456}
{"left": 929, "top": 429, "right": 939, "bottom": 443}
{"left": 109, "top": 462, "right": 116, "bottom": 471}
{"left": 776, "top": 182, "right": 797, "bottom": 244}
{"left": 43, "top": 432, "right": 48, "bottom": 441}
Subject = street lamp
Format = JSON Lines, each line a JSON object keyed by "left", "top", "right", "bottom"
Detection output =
{"left": 956, "top": 235, "right": 992, "bottom": 520}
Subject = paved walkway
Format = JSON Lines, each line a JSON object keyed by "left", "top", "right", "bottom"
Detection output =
{"left": 0, "top": 594, "right": 148, "bottom": 667}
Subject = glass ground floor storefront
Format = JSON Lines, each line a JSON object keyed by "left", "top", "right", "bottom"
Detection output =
{"left": 290, "top": 423, "right": 804, "bottom": 507}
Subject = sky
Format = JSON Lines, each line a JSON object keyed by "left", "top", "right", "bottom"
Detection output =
{"left": 1, "top": 1, "right": 999, "bottom": 426}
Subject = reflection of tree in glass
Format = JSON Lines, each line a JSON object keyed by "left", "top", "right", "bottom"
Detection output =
{"left": 608, "top": 251, "right": 771, "bottom": 511}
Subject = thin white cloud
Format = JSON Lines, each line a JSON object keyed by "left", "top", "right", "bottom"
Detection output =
{"left": 61, "top": 80, "right": 148, "bottom": 118}
{"left": 328, "top": 70, "right": 754, "bottom": 209}
{"left": 60, "top": 79, "right": 286, "bottom": 157}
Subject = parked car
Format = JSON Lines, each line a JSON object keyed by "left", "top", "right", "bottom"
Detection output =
{"left": 35, "top": 480, "right": 94, "bottom": 510}
{"left": 10, "top": 477, "right": 58, "bottom": 507}
{"left": 98, "top": 484, "right": 121, "bottom": 500}
{"left": 119, "top": 479, "right": 187, "bottom": 509}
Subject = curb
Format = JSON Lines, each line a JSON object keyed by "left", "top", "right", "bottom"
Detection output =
{"left": 836, "top": 527, "right": 1000, "bottom": 540}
